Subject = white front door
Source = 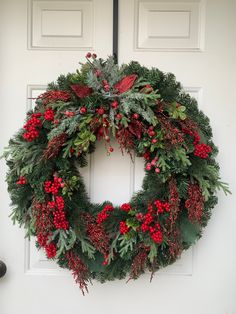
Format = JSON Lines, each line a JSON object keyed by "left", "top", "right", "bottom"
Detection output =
{"left": 1, "top": 0, "right": 235, "bottom": 314}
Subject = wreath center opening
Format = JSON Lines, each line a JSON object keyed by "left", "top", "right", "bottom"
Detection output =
{"left": 79, "top": 139, "right": 144, "bottom": 205}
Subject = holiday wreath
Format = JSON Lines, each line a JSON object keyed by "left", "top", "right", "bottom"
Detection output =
{"left": 3, "top": 54, "right": 229, "bottom": 294}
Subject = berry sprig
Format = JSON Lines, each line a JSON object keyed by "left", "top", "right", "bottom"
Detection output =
{"left": 23, "top": 113, "right": 42, "bottom": 142}
{"left": 44, "top": 108, "right": 55, "bottom": 121}
{"left": 44, "top": 176, "right": 64, "bottom": 195}
{"left": 194, "top": 143, "right": 212, "bottom": 159}
{"left": 145, "top": 157, "right": 160, "bottom": 173}
{"left": 45, "top": 242, "right": 57, "bottom": 259}
{"left": 97, "top": 204, "right": 114, "bottom": 224}
{"left": 16, "top": 176, "right": 27, "bottom": 185}
{"left": 38, "top": 90, "right": 71, "bottom": 105}
{"left": 120, "top": 221, "right": 130, "bottom": 235}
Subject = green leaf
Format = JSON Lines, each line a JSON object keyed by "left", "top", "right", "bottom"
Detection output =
{"left": 148, "top": 242, "right": 157, "bottom": 263}
{"left": 80, "top": 238, "right": 96, "bottom": 259}
{"left": 180, "top": 216, "right": 201, "bottom": 246}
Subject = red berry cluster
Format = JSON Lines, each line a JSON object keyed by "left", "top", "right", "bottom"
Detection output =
{"left": 37, "top": 233, "right": 48, "bottom": 247}
{"left": 145, "top": 157, "right": 160, "bottom": 173}
{"left": 138, "top": 202, "right": 167, "bottom": 244}
{"left": 120, "top": 203, "right": 131, "bottom": 212}
{"left": 45, "top": 242, "right": 57, "bottom": 259}
{"left": 194, "top": 143, "right": 212, "bottom": 159}
{"left": 38, "top": 90, "right": 71, "bottom": 105}
{"left": 150, "top": 230, "right": 163, "bottom": 244}
{"left": 102, "top": 253, "right": 109, "bottom": 266}
{"left": 44, "top": 108, "right": 55, "bottom": 121}
{"left": 154, "top": 199, "right": 170, "bottom": 213}
{"left": 44, "top": 176, "right": 63, "bottom": 195}
{"left": 119, "top": 221, "right": 130, "bottom": 235}
{"left": 97, "top": 204, "right": 114, "bottom": 224}
{"left": 86, "top": 52, "right": 97, "bottom": 59}
{"left": 52, "top": 196, "right": 68, "bottom": 230}
{"left": 44, "top": 177, "right": 68, "bottom": 230}
{"left": 183, "top": 128, "right": 212, "bottom": 159}
{"left": 23, "top": 113, "right": 42, "bottom": 142}
{"left": 148, "top": 126, "right": 155, "bottom": 138}
{"left": 16, "top": 176, "right": 27, "bottom": 185}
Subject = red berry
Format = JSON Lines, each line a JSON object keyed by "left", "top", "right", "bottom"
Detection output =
{"left": 148, "top": 130, "right": 156, "bottom": 137}
{"left": 109, "top": 147, "right": 114, "bottom": 153}
{"left": 116, "top": 113, "right": 122, "bottom": 120}
{"left": 132, "top": 113, "right": 139, "bottom": 119}
{"left": 151, "top": 159, "right": 157, "bottom": 166}
{"left": 111, "top": 101, "right": 119, "bottom": 109}
{"left": 44, "top": 108, "right": 54, "bottom": 121}
{"left": 194, "top": 143, "right": 212, "bottom": 159}
{"left": 120, "top": 203, "right": 131, "bottom": 212}
{"left": 65, "top": 111, "right": 75, "bottom": 117}
{"left": 152, "top": 138, "right": 157, "bottom": 144}
{"left": 120, "top": 221, "right": 130, "bottom": 235}
{"left": 86, "top": 52, "right": 92, "bottom": 58}
{"left": 155, "top": 167, "right": 160, "bottom": 173}
{"left": 95, "top": 70, "right": 102, "bottom": 77}
{"left": 104, "top": 84, "right": 110, "bottom": 91}
{"left": 151, "top": 230, "right": 163, "bottom": 244}
{"left": 97, "top": 108, "right": 105, "bottom": 115}
{"left": 45, "top": 243, "right": 57, "bottom": 259}
{"left": 103, "top": 259, "right": 108, "bottom": 266}
{"left": 80, "top": 107, "right": 87, "bottom": 114}
{"left": 143, "top": 151, "right": 150, "bottom": 160}
{"left": 92, "top": 53, "right": 97, "bottom": 59}
{"left": 146, "top": 163, "right": 152, "bottom": 171}
{"left": 136, "top": 213, "right": 144, "bottom": 221}
{"left": 16, "top": 176, "right": 27, "bottom": 185}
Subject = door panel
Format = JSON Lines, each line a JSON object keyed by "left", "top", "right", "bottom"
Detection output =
{"left": 118, "top": 1, "right": 236, "bottom": 314}
{"left": 0, "top": 0, "right": 235, "bottom": 313}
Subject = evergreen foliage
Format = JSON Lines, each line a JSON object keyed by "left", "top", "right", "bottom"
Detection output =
{"left": 2, "top": 55, "right": 229, "bottom": 293}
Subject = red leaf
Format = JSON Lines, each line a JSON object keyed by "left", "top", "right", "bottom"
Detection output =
{"left": 71, "top": 84, "right": 93, "bottom": 98}
{"left": 114, "top": 74, "right": 137, "bottom": 94}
